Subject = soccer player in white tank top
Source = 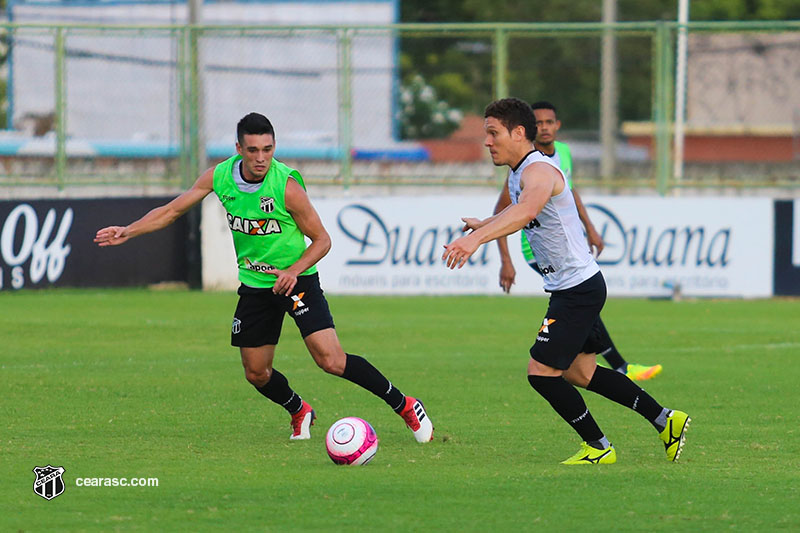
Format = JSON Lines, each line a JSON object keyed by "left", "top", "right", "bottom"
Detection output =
{"left": 495, "top": 100, "right": 663, "bottom": 382}
{"left": 443, "top": 98, "right": 690, "bottom": 464}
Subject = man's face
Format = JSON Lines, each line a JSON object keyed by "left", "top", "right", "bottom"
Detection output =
{"left": 236, "top": 133, "right": 275, "bottom": 180}
{"left": 533, "top": 108, "right": 560, "bottom": 146}
{"left": 484, "top": 116, "right": 523, "bottom": 167}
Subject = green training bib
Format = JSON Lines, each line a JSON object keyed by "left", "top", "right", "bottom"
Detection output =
{"left": 212, "top": 155, "right": 317, "bottom": 288}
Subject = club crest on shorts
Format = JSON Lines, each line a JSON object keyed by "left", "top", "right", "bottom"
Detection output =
{"left": 33, "top": 465, "right": 66, "bottom": 500}
{"left": 260, "top": 196, "right": 275, "bottom": 214}
{"left": 232, "top": 317, "right": 242, "bottom": 334}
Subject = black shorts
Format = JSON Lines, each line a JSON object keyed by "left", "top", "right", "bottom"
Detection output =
{"left": 530, "top": 262, "right": 612, "bottom": 354}
{"left": 231, "top": 273, "right": 335, "bottom": 347}
{"left": 529, "top": 271, "right": 607, "bottom": 370}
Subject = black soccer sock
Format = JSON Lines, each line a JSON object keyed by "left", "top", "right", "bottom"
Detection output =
{"left": 528, "top": 375, "right": 605, "bottom": 444}
{"left": 586, "top": 366, "right": 665, "bottom": 430}
{"left": 595, "top": 317, "right": 627, "bottom": 371}
{"left": 254, "top": 369, "right": 303, "bottom": 414}
{"left": 601, "top": 348, "right": 627, "bottom": 373}
{"left": 341, "top": 353, "right": 406, "bottom": 412}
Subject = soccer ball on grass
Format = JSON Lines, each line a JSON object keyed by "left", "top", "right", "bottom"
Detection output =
{"left": 325, "top": 417, "right": 378, "bottom": 465}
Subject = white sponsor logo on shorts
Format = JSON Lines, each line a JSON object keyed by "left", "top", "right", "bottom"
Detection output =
{"left": 291, "top": 293, "right": 306, "bottom": 310}
{"left": 539, "top": 318, "right": 555, "bottom": 334}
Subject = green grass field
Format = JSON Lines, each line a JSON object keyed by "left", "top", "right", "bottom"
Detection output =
{"left": 2, "top": 289, "right": 799, "bottom": 531}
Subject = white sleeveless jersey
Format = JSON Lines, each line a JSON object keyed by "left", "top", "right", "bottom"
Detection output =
{"left": 508, "top": 150, "right": 599, "bottom": 291}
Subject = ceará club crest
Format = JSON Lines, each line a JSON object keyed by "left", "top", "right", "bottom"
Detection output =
{"left": 33, "top": 465, "right": 66, "bottom": 500}
{"left": 260, "top": 196, "right": 275, "bottom": 214}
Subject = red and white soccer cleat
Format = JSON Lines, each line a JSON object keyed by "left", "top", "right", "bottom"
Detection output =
{"left": 399, "top": 396, "right": 434, "bottom": 443}
{"left": 290, "top": 400, "right": 316, "bottom": 440}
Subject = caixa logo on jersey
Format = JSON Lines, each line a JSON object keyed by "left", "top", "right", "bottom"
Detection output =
{"left": 586, "top": 204, "right": 731, "bottom": 268}
{"left": 0, "top": 204, "right": 73, "bottom": 290}
{"left": 33, "top": 465, "right": 66, "bottom": 500}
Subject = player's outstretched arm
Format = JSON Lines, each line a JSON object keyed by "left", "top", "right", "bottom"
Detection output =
{"left": 94, "top": 169, "right": 214, "bottom": 247}
{"left": 266, "top": 177, "right": 331, "bottom": 296}
{"left": 493, "top": 178, "right": 515, "bottom": 293}
{"left": 443, "top": 163, "right": 559, "bottom": 269}
{"left": 572, "top": 187, "right": 604, "bottom": 257}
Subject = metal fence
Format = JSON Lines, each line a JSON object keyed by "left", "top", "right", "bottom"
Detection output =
{"left": 1, "top": 20, "right": 799, "bottom": 193}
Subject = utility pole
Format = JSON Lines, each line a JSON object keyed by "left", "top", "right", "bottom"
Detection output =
{"left": 188, "top": 0, "right": 206, "bottom": 175}
{"left": 186, "top": 0, "right": 205, "bottom": 289}
{"left": 673, "top": 0, "right": 690, "bottom": 185}
{"left": 600, "top": 0, "right": 618, "bottom": 181}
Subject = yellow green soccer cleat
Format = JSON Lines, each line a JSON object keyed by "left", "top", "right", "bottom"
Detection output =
{"left": 561, "top": 442, "right": 617, "bottom": 465}
{"left": 659, "top": 410, "right": 691, "bottom": 461}
{"left": 626, "top": 363, "right": 663, "bottom": 381}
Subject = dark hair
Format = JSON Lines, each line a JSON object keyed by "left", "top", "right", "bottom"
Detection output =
{"left": 484, "top": 98, "right": 537, "bottom": 142}
{"left": 531, "top": 100, "right": 557, "bottom": 113}
{"left": 236, "top": 112, "right": 275, "bottom": 145}
{"left": 530, "top": 101, "right": 557, "bottom": 115}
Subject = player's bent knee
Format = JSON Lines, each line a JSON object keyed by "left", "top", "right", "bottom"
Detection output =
{"left": 563, "top": 369, "right": 591, "bottom": 388}
{"left": 315, "top": 355, "right": 345, "bottom": 376}
{"left": 528, "top": 357, "right": 562, "bottom": 377}
{"left": 244, "top": 367, "right": 272, "bottom": 387}
{"left": 563, "top": 353, "right": 596, "bottom": 388}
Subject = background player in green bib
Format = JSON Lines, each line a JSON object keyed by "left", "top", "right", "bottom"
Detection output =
{"left": 95, "top": 112, "right": 433, "bottom": 443}
{"left": 494, "top": 101, "right": 662, "bottom": 382}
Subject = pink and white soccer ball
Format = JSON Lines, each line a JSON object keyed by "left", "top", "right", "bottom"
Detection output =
{"left": 325, "top": 417, "right": 379, "bottom": 465}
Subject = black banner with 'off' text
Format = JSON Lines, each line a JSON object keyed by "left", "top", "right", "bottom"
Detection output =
{"left": 0, "top": 198, "right": 188, "bottom": 290}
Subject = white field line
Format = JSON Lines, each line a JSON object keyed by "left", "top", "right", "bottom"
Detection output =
{"left": 3, "top": 342, "right": 799, "bottom": 370}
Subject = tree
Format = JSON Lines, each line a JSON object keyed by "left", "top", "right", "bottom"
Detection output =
{"left": 397, "top": 75, "right": 463, "bottom": 139}
{"left": 399, "top": 0, "right": 798, "bottom": 130}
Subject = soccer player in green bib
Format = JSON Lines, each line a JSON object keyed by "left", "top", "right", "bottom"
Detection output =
{"left": 95, "top": 113, "right": 433, "bottom": 443}
{"left": 495, "top": 101, "right": 662, "bottom": 381}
